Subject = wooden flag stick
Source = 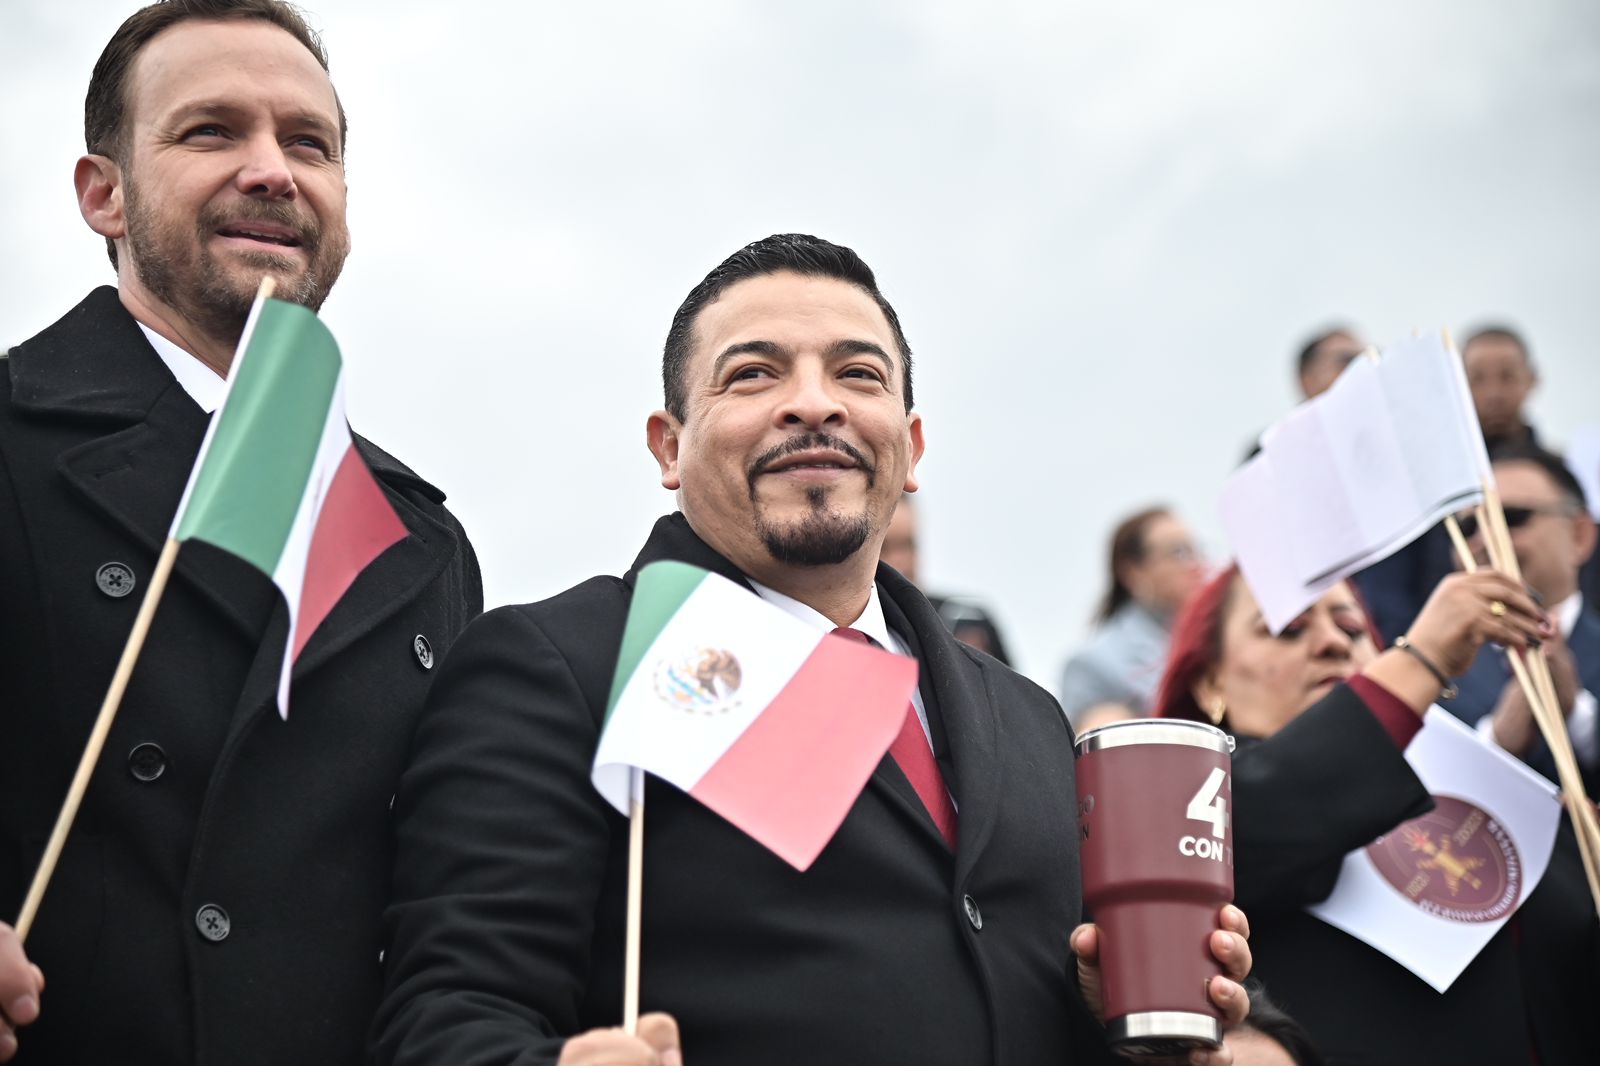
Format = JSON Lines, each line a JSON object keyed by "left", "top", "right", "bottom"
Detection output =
{"left": 1448, "top": 511, "right": 1600, "bottom": 911}
{"left": 623, "top": 766, "right": 646, "bottom": 1034}
{"left": 15, "top": 537, "right": 182, "bottom": 940}
{"left": 1478, "top": 492, "right": 1595, "bottom": 795}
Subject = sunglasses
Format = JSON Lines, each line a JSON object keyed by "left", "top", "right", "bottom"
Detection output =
{"left": 1455, "top": 505, "right": 1573, "bottom": 540}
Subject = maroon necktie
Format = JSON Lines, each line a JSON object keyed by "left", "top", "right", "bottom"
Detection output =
{"left": 832, "top": 627, "right": 957, "bottom": 848}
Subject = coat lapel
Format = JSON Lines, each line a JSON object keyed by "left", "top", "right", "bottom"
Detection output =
{"left": 879, "top": 566, "right": 1002, "bottom": 874}
{"left": 19, "top": 288, "right": 277, "bottom": 638}
{"left": 289, "top": 437, "right": 459, "bottom": 681}
{"left": 16, "top": 288, "right": 459, "bottom": 727}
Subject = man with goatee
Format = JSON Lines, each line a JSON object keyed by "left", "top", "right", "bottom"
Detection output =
{"left": 374, "top": 234, "right": 1254, "bottom": 1066}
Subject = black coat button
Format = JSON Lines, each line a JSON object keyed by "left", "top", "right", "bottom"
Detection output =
{"left": 963, "top": 894, "right": 983, "bottom": 931}
{"left": 127, "top": 743, "right": 167, "bottom": 782}
{"left": 95, "top": 562, "right": 136, "bottom": 598}
{"left": 195, "top": 903, "right": 231, "bottom": 942}
{"left": 412, "top": 634, "right": 433, "bottom": 670}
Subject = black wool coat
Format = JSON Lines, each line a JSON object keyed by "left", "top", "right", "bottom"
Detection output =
{"left": 374, "top": 513, "right": 1116, "bottom": 1066}
{"left": 0, "top": 288, "right": 483, "bottom": 1066}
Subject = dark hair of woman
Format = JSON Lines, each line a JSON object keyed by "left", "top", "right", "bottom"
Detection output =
{"left": 1095, "top": 506, "right": 1171, "bottom": 624}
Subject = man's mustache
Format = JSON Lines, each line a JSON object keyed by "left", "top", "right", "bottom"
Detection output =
{"left": 748, "top": 433, "right": 876, "bottom": 485}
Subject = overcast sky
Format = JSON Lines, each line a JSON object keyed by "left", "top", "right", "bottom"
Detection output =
{"left": 4, "top": 0, "right": 1598, "bottom": 692}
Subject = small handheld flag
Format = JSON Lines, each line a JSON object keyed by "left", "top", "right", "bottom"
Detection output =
{"left": 171, "top": 293, "right": 407, "bottom": 716}
{"left": 593, "top": 561, "right": 918, "bottom": 871}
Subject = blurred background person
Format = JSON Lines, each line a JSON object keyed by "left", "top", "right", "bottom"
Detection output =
{"left": 1073, "top": 700, "right": 1140, "bottom": 734}
{"left": 1445, "top": 445, "right": 1600, "bottom": 793}
{"left": 1224, "top": 981, "right": 1326, "bottom": 1066}
{"left": 1158, "top": 565, "right": 1598, "bottom": 1065}
{"left": 1566, "top": 427, "right": 1600, "bottom": 609}
{"left": 1295, "top": 325, "right": 1365, "bottom": 401}
{"left": 880, "top": 493, "right": 1013, "bottom": 665}
{"left": 1059, "top": 506, "right": 1203, "bottom": 726}
{"left": 1463, "top": 324, "right": 1543, "bottom": 452}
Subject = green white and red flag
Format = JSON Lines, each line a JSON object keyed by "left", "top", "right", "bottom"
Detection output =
{"left": 169, "top": 296, "right": 407, "bottom": 716}
{"left": 592, "top": 561, "right": 918, "bottom": 870}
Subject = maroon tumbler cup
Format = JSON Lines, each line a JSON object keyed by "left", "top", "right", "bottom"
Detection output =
{"left": 1075, "top": 719, "right": 1235, "bottom": 1056}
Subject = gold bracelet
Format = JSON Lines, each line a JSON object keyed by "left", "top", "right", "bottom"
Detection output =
{"left": 1393, "top": 635, "right": 1459, "bottom": 700}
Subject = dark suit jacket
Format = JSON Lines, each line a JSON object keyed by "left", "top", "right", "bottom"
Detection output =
{"left": 0, "top": 288, "right": 482, "bottom": 1066}
{"left": 1443, "top": 603, "right": 1600, "bottom": 794}
{"left": 375, "top": 513, "right": 1114, "bottom": 1066}
{"left": 1233, "top": 686, "right": 1600, "bottom": 1065}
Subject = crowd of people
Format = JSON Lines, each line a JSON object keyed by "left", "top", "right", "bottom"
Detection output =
{"left": 0, "top": 3, "right": 1594, "bottom": 1066}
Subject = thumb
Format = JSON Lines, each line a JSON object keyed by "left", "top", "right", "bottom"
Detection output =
{"left": 637, "top": 1013, "right": 681, "bottom": 1066}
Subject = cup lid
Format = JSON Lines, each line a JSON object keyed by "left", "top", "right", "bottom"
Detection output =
{"left": 1074, "top": 717, "right": 1235, "bottom": 757}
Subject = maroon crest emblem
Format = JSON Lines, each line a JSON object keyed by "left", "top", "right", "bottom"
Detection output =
{"left": 1365, "top": 794, "right": 1522, "bottom": 923}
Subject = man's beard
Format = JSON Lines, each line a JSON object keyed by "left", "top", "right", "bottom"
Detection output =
{"left": 750, "top": 432, "right": 876, "bottom": 567}
{"left": 757, "top": 487, "right": 872, "bottom": 566}
{"left": 123, "top": 177, "right": 349, "bottom": 345}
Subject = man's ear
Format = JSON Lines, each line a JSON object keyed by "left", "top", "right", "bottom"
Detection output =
{"left": 646, "top": 410, "right": 683, "bottom": 491}
{"left": 901, "top": 412, "right": 926, "bottom": 493}
{"left": 76, "top": 154, "right": 125, "bottom": 243}
{"left": 1573, "top": 513, "right": 1597, "bottom": 569}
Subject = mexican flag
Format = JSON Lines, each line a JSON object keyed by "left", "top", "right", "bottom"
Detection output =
{"left": 592, "top": 561, "right": 919, "bottom": 870}
{"left": 169, "top": 296, "right": 408, "bottom": 716}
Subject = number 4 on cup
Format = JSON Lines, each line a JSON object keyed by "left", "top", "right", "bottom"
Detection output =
{"left": 1185, "top": 767, "right": 1228, "bottom": 838}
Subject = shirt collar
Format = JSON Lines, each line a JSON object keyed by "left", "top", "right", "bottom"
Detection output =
{"left": 136, "top": 321, "right": 225, "bottom": 413}
{"left": 1556, "top": 592, "right": 1582, "bottom": 638}
{"left": 747, "top": 578, "right": 895, "bottom": 649}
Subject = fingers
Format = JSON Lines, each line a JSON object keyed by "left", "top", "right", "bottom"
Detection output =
{"left": 0, "top": 925, "right": 41, "bottom": 1052}
{"left": 1218, "top": 903, "right": 1250, "bottom": 942}
{"left": 1208, "top": 928, "right": 1251, "bottom": 984}
{"left": 636, "top": 1013, "right": 682, "bottom": 1066}
{"left": 1069, "top": 923, "right": 1099, "bottom": 963}
{"left": 558, "top": 1024, "right": 678, "bottom": 1066}
{"left": 1207, "top": 974, "right": 1249, "bottom": 1027}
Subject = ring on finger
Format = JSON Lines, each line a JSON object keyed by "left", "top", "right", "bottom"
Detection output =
{"left": 1489, "top": 600, "right": 1507, "bottom": 617}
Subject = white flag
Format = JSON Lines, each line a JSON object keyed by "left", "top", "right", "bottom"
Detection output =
{"left": 1223, "top": 331, "right": 1486, "bottom": 632}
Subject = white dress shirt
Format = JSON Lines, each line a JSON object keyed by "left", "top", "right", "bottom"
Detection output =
{"left": 137, "top": 321, "right": 225, "bottom": 414}
{"left": 747, "top": 578, "right": 933, "bottom": 748}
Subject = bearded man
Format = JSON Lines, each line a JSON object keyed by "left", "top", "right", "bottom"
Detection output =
{"left": 0, "top": 3, "right": 482, "bottom": 1063}
{"left": 373, "top": 234, "right": 1252, "bottom": 1066}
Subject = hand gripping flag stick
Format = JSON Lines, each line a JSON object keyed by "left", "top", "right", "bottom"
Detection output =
{"left": 1444, "top": 502, "right": 1600, "bottom": 915}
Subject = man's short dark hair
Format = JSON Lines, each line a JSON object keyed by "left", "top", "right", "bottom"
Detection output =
{"left": 1491, "top": 442, "right": 1588, "bottom": 512}
{"left": 1462, "top": 324, "right": 1533, "bottom": 369}
{"left": 85, "top": 0, "right": 345, "bottom": 269}
{"left": 662, "top": 234, "right": 914, "bottom": 422}
{"left": 1295, "top": 325, "right": 1359, "bottom": 375}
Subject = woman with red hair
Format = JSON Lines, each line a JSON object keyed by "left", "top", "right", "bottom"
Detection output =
{"left": 1156, "top": 565, "right": 1598, "bottom": 1064}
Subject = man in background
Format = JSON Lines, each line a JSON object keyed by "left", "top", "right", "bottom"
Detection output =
{"left": 1462, "top": 325, "right": 1542, "bottom": 453}
{"left": 1294, "top": 324, "right": 1365, "bottom": 400}
{"left": 1447, "top": 447, "right": 1599, "bottom": 793}
{"left": 880, "top": 493, "right": 1014, "bottom": 665}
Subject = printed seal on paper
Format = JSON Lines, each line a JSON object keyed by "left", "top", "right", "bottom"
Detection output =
{"left": 1365, "top": 794, "right": 1522, "bottom": 924}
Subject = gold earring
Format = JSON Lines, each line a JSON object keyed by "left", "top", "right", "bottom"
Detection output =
{"left": 1208, "top": 698, "right": 1226, "bottom": 725}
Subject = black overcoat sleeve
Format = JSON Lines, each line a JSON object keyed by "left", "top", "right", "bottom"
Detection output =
{"left": 373, "top": 592, "right": 622, "bottom": 1066}
{"left": 1231, "top": 683, "right": 1433, "bottom": 909}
